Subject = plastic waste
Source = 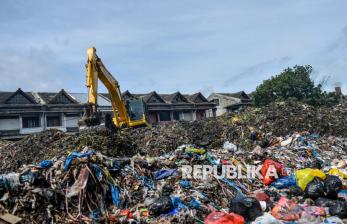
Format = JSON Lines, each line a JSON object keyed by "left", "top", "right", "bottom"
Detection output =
{"left": 261, "top": 159, "right": 286, "bottom": 185}
{"left": 153, "top": 169, "right": 178, "bottom": 180}
{"left": 179, "top": 179, "right": 191, "bottom": 189}
{"left": 148, "top": 196, "right": 174, "bottom": 216}
{"left": 223, "top": 141, "right": 237, "bottom": 152}
{"left": 323, "top": 216, "right": 344, "bottom": 224}
{"left": 324, "top": 175, "right": 342, "bottom": 199}
{"left": 305, "top": 178, "right": 325, "bottom": 199}
{"left": 185, "top": 147, "right": 206, "bottom": 155}
{"left": 328, "top": 200, "right": 347, "bottom": 219}
{"left": 270, "top": 175, "right": 296, "bottom": 189}
{"left": 66, "top": 167, "right": 89, "bottom": 197}
{"left": 188, "top": 198, "right": 201, "bottom": 209}
{"left": 204, "top": 211, "right": 244, "bottom": 224}
{"left": 229, "top": 194, "right": 263, "bottom": 222}
{"left": 172, "top": 196, "right": 187, "bottom": 209}
{"left": 110, "top": 184, "right": 120, "bottom": 207}
{"left": 64, "top": 150, "right": 95, "bottom": 171}
{"left": 0, "top": 173, "right": 20, "bottom": 190}
{"left": 36, "top": 160, "right": 53, "bottom": 169}
{"left": 337, "top": 189, "right": 347, "bottom": 200}
{"left": 271, "top": 197, "right": 303, "bottom": 221}
{"left": 314, "top": 197, "right": 347, "bottom": 219}
{"left": 328, "top": 168, "right": 347, "bottom": 179}
{"left": 251, "top": 213, "right": 281, "bottom": 224}
{"left": 295, "top": 168, "right": 326, "bottom": 191}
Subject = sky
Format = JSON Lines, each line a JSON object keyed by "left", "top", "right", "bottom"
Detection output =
{"left": 1, "top": 0, "right": 347, "bottom": 96}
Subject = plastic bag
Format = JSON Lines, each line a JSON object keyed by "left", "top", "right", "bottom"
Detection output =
{"left": 270, "top": 175, "right": 296, "bottom": 189}
{"left": 185, "top": 147, "right": 206, "bottom": 155}
{"left": 66, "top": 167, "right": 89, "bottom": 197}
{"left": 179, "top": 179, "right": 191, "bottom": 189}
{"left": 305, "top": 178, "right": 325, "bottom": 199}
{"left": 314, "top": 197, "right": 347, "bottom": 219}
{"left": 36, "top": 160, "right": 53, "bottom": 169}
{"left": 295, "top": 168, "right": 326, "bottom": 191}
{"left": 328, "top": 200, "right": 347, "bottom": 219}
{"left": 337, "top": 189, "right": 347, "bottom": 200}
{"left": 110, "top": 184, "right": 120, "bottom": 207}
{"left": 271, "top": 197, "right": 303, "bottom": 221}
{"left": 324, "top": 175, "right": 342, "bottom": 199}
{"left": 251, "top": 213, "right": 281, "bottom": 224}
{"left": 153, "top": 169, "right": 178, "bottom": 180}
{"left": 204, "top": 211, "right": 244, "bottom": 224}
{"left": 323, "top": 216, "right": 344, "bottom": 224}
{"left": 223, "top": 141, "right": 237, "bottom": 152}
{"left": 229, "top": 194, "right": 263, "bottom": 222}
{"left": 261, "top": 159, "right": 286, "bottom": 185}
{"left": 149, "top": 196, "right": 174, "bottom": 215}
{"left": 64, "top": 150, "right": 95, "bottom": 171}
{"left": 328, "top": 168, "right": 347, "bottom": 179}
{"left": 0, "top": 173, "right": 20, "bottom": 190}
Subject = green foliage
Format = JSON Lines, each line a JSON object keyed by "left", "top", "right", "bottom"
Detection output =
{"left": 253, "top": 65, "right": 339, "bottom": 106}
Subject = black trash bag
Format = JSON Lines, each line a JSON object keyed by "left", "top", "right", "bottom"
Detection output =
{"left": 314, "top": 198, "right": 347, "bottom": 219}
{"left": 324, "top": 175, "right": 342, "bottom": 199}
{"left": 149, "top": 196, "right": 174, "bottom": 216}
{"left": 229, "top": 194, "right": 263, "bottom": 221}
{"left": 314, "top": 197, "right": 333, "bottom": 207}
{"left": 250, "top": 131, "right": 258, "bottom": 141}
{"left": 304, "top": 160, "right": 322, "bottom": 169}
{"left": 287, "top": 185, "right": 304, "bottom": 197}
{"left": 329, "top": 200, "right": 347, "bottom": 219}
{"left": 260, "top": 138, "right": 270, "bottom": 148}
{"left": 305, "top": 178, "right": 325, "bottom": 199}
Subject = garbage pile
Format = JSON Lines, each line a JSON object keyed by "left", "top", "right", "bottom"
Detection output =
{"left": 2, "top": 101, "right": 347, "bottom": 174}
{"left": 0, "top": 101, "right": 347, "bottom": 223}
{"left": 0, "top": 131, "right": 346, "bottom": 223}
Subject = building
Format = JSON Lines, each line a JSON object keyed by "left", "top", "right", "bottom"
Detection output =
{"left": 0, "top": 89, "right": 216, "bottom": 138}
{"left": 0, "top": 89, "right": 111, "bottom": 138}
{"left": 207, "top": 91, "right": 251, "bottom": 116}
{"left": 120, "top": 91, "right": 216, "bottom": 124}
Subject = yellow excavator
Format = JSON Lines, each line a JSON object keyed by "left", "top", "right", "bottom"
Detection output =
{"left": 79, "top": 47, "right": 148, "bottom": 129}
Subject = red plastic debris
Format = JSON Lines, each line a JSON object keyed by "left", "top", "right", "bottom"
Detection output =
{"left": 261, "top": 159, "right": 286, "bottom": 185}
{"left": 204, "top": 211, "right": 244, "bottom": 224}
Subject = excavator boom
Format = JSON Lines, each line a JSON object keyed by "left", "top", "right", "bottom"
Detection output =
{"left": 80, "top": 47, "right": 147, "bottom": 128}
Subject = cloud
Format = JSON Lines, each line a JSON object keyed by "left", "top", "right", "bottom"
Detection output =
{"left": 0, "top": 0, "right": 347, "bottom": 95}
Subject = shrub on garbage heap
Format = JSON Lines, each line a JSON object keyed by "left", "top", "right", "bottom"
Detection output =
{"left": 252, "top": 65, "right": 340, "bottom": 106}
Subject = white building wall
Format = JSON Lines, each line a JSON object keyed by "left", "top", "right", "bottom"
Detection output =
{"left": 0, "top": 118, "right": 20, "bottom": 130}
{"left": 65, "top": 116, "right": 80, "bottom": 128}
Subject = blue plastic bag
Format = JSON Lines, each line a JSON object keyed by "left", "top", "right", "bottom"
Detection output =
{"left": 189, "top": 198, "right": 201, "bottom": 209}
{"left": 179, "top": 179, "right": 191, "bottom": 189}
{"left": 36, "top": 160, "right": 53, "bottom": 169}
{"left": 110, "top": 184, "right": 120, "bottom": 207}
{"left": 64, "top": 150, "right": 95, "bottom": 171}
{"left": 270, "top": 175, "right": 297, "bottom": 189}
{"left": 91, "top": 164, "right": 103, "bottom": 181}
{"left": 172, "top": 196, "right": 187, "bottom": 209}
{"left": 153, "top": 169, "right": 178, "bottom": 180}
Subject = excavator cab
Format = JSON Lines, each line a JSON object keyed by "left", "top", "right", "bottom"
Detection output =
{"left": 125, "top": 98, "right": 146, "bottom": 121}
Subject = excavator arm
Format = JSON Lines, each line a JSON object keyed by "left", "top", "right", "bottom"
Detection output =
{"left": 83, "top": 47, "right": 147, "bottom": 128}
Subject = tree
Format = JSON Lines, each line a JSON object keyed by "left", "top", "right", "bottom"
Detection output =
{"left": 252, "top": 65, "right": 339, "bottom": 106}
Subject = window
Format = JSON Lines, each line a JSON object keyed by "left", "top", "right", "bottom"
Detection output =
{"left": 47, "top": 116, "right": 61, "bottom": 127}
{"left": 22, "top": 116, "right": 40, "bottom": 128}
{"left": 159, "top": 111, "right": 171, "bottom": 121}
{"left": 173, "top": 111, "right": 180, "bottom": 120}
